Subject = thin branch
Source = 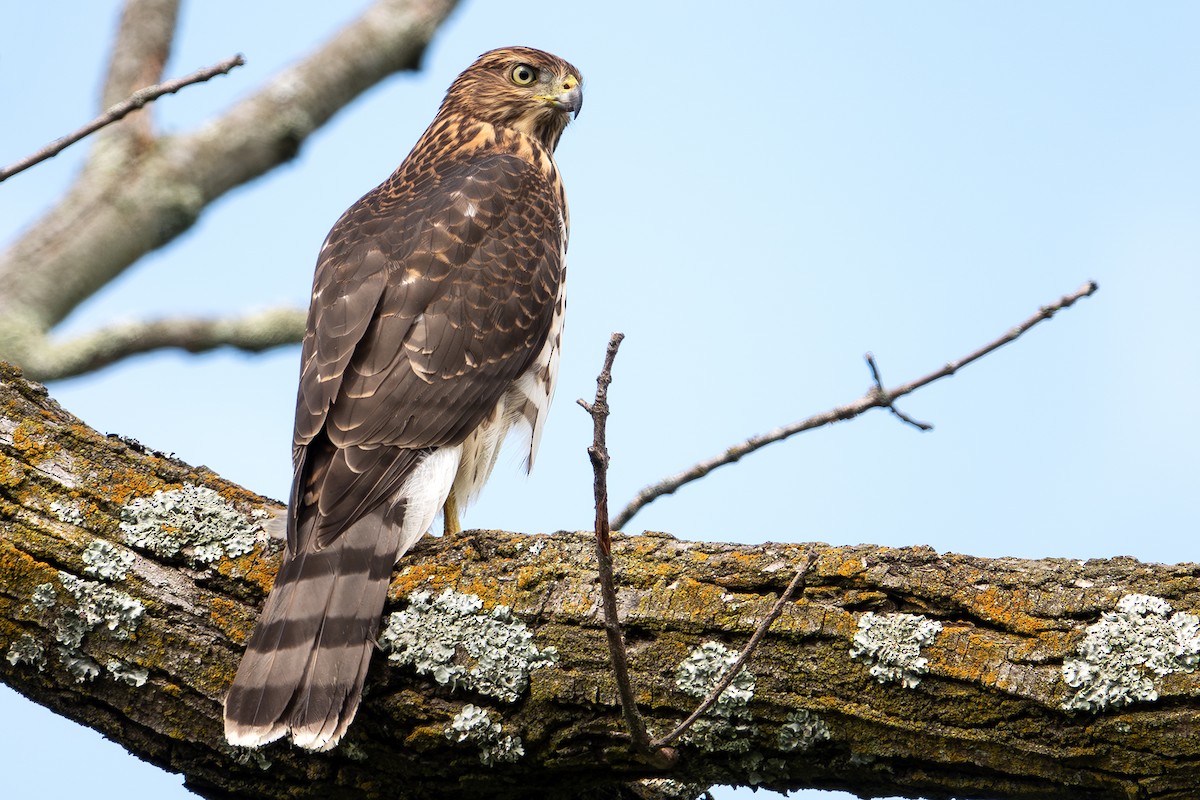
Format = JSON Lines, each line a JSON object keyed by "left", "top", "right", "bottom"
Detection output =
{"left": 885, "top": 280, "right": 1098, "bottom": 399}
{"left": 651, "top": 550, "right": 815, "bottom": 749}
{"left": 578, "top": 333, "right": 662, "bottom": 760}
{"left": 577, "top": 332, "right": 625, "bottom": 555}
{"left": 0, "top": 54, "right": 245, "bottom": 184}
{"left": 24, "top": 307, "right": 306, "bottom": 381}
{"left": 100, "top": 0, "right": 181, "bottom": 108}
{"left": 865, "top": 352, "right": 932, "bottom": 431}
{"left": 612, "top": 281, "right": 1099, "bottom": 530}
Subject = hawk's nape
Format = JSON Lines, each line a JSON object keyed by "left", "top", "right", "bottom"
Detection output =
{"left": 223, "top": 46, "right": 582, "bottom": 751}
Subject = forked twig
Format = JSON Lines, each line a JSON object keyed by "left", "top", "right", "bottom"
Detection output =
{"left": 577, "top": 332, "right": 658, "bottom": 757}
{"left": 651, "top": 549, "right": 816, "bottom": 749}
{"left": 865, "top": 353, "right": 931, "bottom": 431}
{"left": 579, "top": 334, "right": 817, "bottom": 765}
{"left": 0, "top": 54, "right": 246, "bottom": 183}
{"left": 612, "top": 281, "right": 1099, "bottom": 530}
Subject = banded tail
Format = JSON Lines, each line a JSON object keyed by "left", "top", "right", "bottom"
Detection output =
{"left": 224, "top": 446, "right": 460, "bottom": 751}
{"left": 223, "top": 505, "right": 401, "bottom": 750}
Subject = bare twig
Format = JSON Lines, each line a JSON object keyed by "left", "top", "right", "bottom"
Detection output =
{"left": 613, "top": 281, "right": 1099, "bottom": 530}
{"left": 578, "top": 332, "right": 625, "bottom": 555}
{"left": 651, "top": 550, "right": 815, "bottom": 749}
{"left": 865, "top": 353, "right": 932, "bottom": 431}
{"left": 0, "top": 53, "right": 245, "bottom": 183}
{"left": 578, "top": 333, "right": 661, "bottom": 759}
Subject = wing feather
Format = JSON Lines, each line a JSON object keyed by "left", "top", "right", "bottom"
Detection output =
{"left": 291, "top": 150, "right": 563, "bottom": 549}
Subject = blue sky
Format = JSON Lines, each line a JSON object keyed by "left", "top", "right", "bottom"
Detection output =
{"left": 2, "top": 3, "right": 1198, "bottom": 799}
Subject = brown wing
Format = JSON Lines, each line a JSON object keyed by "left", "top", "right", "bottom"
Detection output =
{"left": 289, "top": 151, "right": 564, "bottom": 551}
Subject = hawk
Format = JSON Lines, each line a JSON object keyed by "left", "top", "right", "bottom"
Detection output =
{"left": 224, "top": 47, "right": 582, "bottom": 751}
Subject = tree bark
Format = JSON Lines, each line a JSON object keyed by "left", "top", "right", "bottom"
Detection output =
{"left": 1, "top": 361, "right": 1198, "bottom": 800}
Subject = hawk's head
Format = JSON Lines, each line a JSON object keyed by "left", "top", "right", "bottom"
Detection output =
{"left": 441, "top": 46, "right": 582, "bottom": 151}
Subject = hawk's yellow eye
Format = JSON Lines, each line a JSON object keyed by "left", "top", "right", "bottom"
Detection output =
{"left": 511, "top": 64, "right": 538, "bottom": 86}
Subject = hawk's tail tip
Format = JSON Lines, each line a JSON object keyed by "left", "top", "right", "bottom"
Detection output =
{"left": 222, "top": 717, "right": 347, "bottom": 752}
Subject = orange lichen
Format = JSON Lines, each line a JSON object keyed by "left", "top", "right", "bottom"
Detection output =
{"left": 208, "top": 597, "right": 256, "bottom": 644}
{"left": 830, "top": 552, "right": 869, "bottom": 578}
{"left": 456, "top": 576, "right": 512, "bottom": 608}
{"left": 970, "top": 584, "right": 1045, "bottom": 635}
{"left": 213, "top": 481, "right": 274, "bottom": 511}
{"left": 390, "top": 561, "right": 459, "bottom": 599}
{"left": 216, "top": 546, "right": 281, "bottom": 596}
{"left": 0, "top": 451, "right": 27, "bottom": 491}
{"left": 630, "top": 576, "right": 741, "bottom": 627}
{"left": 514, "top": 566, "right": 542, "bottom": 591}
{"left": 0, "top": 539, "right": 58, "bottom": 595}
{"left": 99, "top": 468, "right": 174, "bottom": 507}
{"left": 10, "top": 419, "right": 62, "bottom": 466}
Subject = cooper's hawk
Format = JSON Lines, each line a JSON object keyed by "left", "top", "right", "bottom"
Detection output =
{"left": 223, "top": 47, "right": 582, "bottom": 751}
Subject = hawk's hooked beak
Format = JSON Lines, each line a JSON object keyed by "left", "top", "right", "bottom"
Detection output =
{"left": 552, "top": 77, "right": 583, "bottom": 119}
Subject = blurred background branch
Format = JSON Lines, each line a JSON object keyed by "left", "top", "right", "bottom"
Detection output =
{"left": 0, "top": 0, "right": 459, "bottom": 381}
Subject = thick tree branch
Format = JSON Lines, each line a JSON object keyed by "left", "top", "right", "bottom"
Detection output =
{"left": 3, "top": 360, "right": 1199, "bottom": 800}
{"left": 100, "top": 0, "right": 179, "bottom": 106}
{"left": 0, "top": 54, "right": 245, "bottom": 184}
{"left": 21, "top": 306, "right": 306, "bottom": 381}
{"left": 651, "top": 554, "right": 814, "bottom": 750}
{"left": 613, "top": 281, "right": 1099, "bottom": 530}
{"left": 0, "top": 0, "right": 460, "bottom": 379}
{"left": 93, "top": 0, "right": 177, "bottom": 159}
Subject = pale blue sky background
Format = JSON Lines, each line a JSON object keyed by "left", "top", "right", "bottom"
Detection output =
{"left": 2, "top": 2, "right": 1198, "bottom": 799}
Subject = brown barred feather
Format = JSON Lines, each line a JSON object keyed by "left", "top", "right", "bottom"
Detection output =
{"left": 224, "top": 46, "right": 580, "bottom": 750}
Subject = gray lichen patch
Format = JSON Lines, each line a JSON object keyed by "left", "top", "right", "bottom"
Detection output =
{"left": 632, "top": 779, "right": 709, "bottom": 800}
{"left": 119, "top": 483, "right": 266, "bottom": 564}
{"left": 54, "top": 614, "right": 90, "bottom": 650}
{"left": 57, "top": 572, "right": 144, "bottom": 640}
{"left": 778, "top": 709, "right": 832, "bottom": 752}
{"left": 82, "top": 540, "right": 135, "bottom": 581}
{"left": 444, "top": 704, "right": 525, "bottom": 765}
{"left": 59, "top": 649, "right": 101, "bottom": 683}
{"left": 30, "top": 582, "right": 57, "bottom": 610}
{"left": 49, "top": 500, "right": 84, "bottom": 525}
{"left": 6, "top": 634, "right": 46, "bottom": 671}
{"left": 106, "top": 659, "right": 149, "bottom": 687}
{"left": 1062, "top": 593, "right": 1200, "bottom": 712}
{"left": 850, "top": 612, "right": 942, "bottom": 688}
{"left": 380, "top": 589, "right": 557, "bottom": 702}
{"left": 12, "top": 576, "right": 147, "bottom": 687}
{"left": 674, "top": 641, "right": 757, "bottom": 753}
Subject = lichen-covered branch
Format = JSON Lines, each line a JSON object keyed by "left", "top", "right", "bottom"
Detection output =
{"left": 0, "top": 0, "right": 460, "bottom": 380}
{"left": 2, "top": 361, "right": 1199, "bottom": 800}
